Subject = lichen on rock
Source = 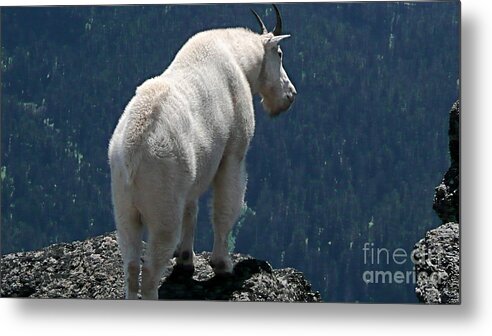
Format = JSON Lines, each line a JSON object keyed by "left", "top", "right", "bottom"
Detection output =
{"left": 414, "top": 222, "right": 460, "bottom": 304}
{"left": 414, "top": 99, "right": 460, "bottom": 304}
{"left": 1, "top": 232, "right": 320, "bottom": 302}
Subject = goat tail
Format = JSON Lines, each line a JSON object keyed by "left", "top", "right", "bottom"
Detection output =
{"left": 121, "top": 79, "right": 169, "bottom": 184}
{"left": 122, "top": 103, "right": 161, "bottom": 184}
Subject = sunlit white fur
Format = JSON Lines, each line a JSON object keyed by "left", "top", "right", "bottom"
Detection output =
{"left": 108, "top": 27, "right": 296, "bottom": 300}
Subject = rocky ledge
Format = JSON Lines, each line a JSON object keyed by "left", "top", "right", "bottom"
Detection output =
{"left": 414, "top": 222, "right": 460, "bottom": 304}
{"left": 1, "top": 232, "right": 320, "bottom": 302}
{"left": 433, "top": 100, "right": 460, "bottom": 224}
{"left": 413, "top": 100, "right": 460, "bottom": 304}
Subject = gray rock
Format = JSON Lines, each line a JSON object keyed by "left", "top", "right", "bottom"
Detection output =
{"left": 433, "top": 100, "right": 459, "bottom": 224}
{"left": 414, "top": 222, "right": 460, "bottom": 304}
{"left": 1, "top": 232, "right": 320, "bottom": 302}
{"left": 414, "top": 100, "right": 460, "bottom": 304}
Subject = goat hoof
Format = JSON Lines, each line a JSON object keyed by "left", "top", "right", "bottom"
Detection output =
{"left": 210, "top": 259, "right": 233, "bottom": 275}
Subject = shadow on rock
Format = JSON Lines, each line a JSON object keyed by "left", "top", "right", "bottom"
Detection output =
{"left": 158, "top": 259, "right": 272, "bottom": 300}
{"left": 1, "top": 237, "right": 320, "bottom": 301}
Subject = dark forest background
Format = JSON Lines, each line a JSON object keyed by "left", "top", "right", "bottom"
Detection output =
{"left": 1, "top": 2, "right": 460, "bottom": 302}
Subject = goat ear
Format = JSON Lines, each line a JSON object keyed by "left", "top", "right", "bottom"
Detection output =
{"left": 264, "top": 34, "right": 291, "bottom": 46}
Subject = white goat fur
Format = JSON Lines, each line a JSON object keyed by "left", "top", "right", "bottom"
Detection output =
{"left": 109, "top": 27, "right": 296, "bottom": 299}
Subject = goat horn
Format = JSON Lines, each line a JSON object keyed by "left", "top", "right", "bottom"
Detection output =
{"left": 272, "top": 4, "right": 282, "bottom": 36}
{"left": 251, "top": 9, "right": 268, "bottom": 35}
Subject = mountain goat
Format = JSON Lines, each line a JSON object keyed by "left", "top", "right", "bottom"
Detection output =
{"left": 108, "top": 5, "right": 297, "bottom": 299}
